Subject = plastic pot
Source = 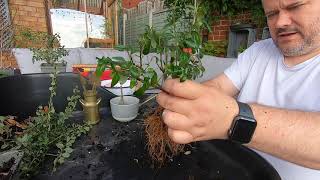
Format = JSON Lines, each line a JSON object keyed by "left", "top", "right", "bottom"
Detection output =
{"left": 110, "top": 96, "right": 140, "bottom": 122}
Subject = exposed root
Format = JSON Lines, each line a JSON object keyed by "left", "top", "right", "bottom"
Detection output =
{"left": 144, "top": 106, "right": 184, "bottom": 166}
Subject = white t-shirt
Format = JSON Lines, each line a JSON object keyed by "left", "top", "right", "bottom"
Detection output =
{"left": 224, "top": 38, "right": 320, "bottom": 180}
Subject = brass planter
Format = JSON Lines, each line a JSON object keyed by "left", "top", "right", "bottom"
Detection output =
{"left": 79, "top": 90, "right": 101, "bottom": 125}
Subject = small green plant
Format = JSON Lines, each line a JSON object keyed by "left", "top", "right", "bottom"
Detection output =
{"left": 0, "top": 68, "right": 91, "bottom": 179}
{"left": 31, "top": 33, "right": 68, "bottom": 66}
{"left": 18, "top": 30, "right": 68, "bottom": 66}
{"left": 95, "top": 0, "right": 208, "bottom": 165}
{"left": 96, "top": 0, "right": 208, "bottom": 95}
{"left": 14, "top": 71, "right": 91, "bottom": 178}
{"left": 202, "top": 40, "right": 228, "bottom": 57}
{"left": 238, "top": 44, "right": 247, "bottom": 54}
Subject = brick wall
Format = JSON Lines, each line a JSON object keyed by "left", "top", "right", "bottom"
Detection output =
{"left": 2, "top": 0, "right": 49, "bottom": 68}
{"left": 0, "top": 51, "right": 18, "bottom": 68}
{"left": 207, "top": 12, "right": 252, "bottom": 42}
{"left": 9, "top": 0, "right": 48, "bottom": 32}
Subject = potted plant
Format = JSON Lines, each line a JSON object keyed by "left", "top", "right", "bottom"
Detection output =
{"left": 19, "top": 30, "right": 68, "bottom": 73}
{"left": 109, "top": 79, "right": 140, "bottom": 122}
{"left": 96, "top": 0, "right": 209, "bottom": 165}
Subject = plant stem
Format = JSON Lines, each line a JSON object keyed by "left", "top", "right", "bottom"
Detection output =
{"left": 120, "top": 85, "right": 125, "bottom": 105}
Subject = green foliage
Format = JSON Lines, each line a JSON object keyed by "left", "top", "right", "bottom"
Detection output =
{"left": 0, "top": 72, "right": 9, "bottom": 78}
{"left": 96, "top": 1, "right": 208, "bottom": 96}
{"left": 164, "top": 0, "right": 267, "bottom": 28}
{"left": 238, "top": 44, "right": 247, "bottom": 54}
{"left": 18, "top": 30, "right": 69, "bottom": 65}
{"left": 202, "top": 41, "right": 228, "bottom": 57}
{"left": 0, "top": 116, "right": 14, "bottom": 150}
{"left": 100, "top": 18, "right": 113, "bottom": 38}
{"left": 0, "top": 71, "right": 92, "bottom": 178}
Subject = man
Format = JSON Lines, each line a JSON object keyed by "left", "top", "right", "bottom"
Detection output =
{"left": 156, "top": 0, "right": 320, "bottom": 179}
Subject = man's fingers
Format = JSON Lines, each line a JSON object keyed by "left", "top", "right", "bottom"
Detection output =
{"left": 157, "top": 91, "right": 192, "bottom": 114}
{"left": 168, "top": 128, "right": 194, "bottom": 144}
{"left": 162, "top": 79, "right": 206, "bottom": 100}
{"left": 162, "top": 109, "right": 192, "bottom": 131}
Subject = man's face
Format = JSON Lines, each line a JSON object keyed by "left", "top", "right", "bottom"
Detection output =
{"left": 263, "top": 0, "right": 320, "bottom": 56}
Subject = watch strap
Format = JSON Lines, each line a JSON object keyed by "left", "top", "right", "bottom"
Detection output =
{"left": 237, "top": 101, "right": 254, "bottom": 119}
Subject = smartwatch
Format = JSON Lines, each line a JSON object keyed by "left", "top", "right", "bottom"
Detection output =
{"left": 228, "top": 101, "right": 257, "bottom": 144}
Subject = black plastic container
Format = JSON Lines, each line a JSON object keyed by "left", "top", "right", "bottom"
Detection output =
{"left": 0, "top": 73, "right": 114, "bottom": 118}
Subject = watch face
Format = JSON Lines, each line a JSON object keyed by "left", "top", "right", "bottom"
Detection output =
{"left": 229, "top": 116, "right": 257, "bottom": 144}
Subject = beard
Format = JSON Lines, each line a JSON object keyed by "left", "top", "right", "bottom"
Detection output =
{"left": 273, "top": 18, "right": 320, "bottom": 57}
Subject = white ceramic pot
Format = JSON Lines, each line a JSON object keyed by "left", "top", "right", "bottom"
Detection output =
{"left": 110, "top": 96, "right": 140, "bottom": 122}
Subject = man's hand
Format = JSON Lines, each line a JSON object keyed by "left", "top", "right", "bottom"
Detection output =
{"left": 156, "top": 79, "right": 239, "bottom": 144}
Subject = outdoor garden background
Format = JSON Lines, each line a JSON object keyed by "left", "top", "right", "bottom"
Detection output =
{"left": 0, "top": 0, "right": 268, "bottom": 71}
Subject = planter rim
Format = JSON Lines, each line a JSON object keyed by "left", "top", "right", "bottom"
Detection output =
{"left": 110, "top": 96, "right": 140, "bottom": 107}
{"left": 40, "top": 62, "right": 67, "bottom": 67}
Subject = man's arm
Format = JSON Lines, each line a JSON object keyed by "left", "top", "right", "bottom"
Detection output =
{"left": 157, "top": 79, "right": 320, "bottom": 170}
{"left": 249, "top": 104, "right": 320, "bottom": 169}
{"left": 201, "top": 73, "right": 239, "bottom": 97}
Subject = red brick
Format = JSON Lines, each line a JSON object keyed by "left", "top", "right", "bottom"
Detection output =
{"left": 213, "top": 35, "right": 227, "bottom": 41}
{"left": 11, "top": 0, "right": 27, "bottom": 6}
{"left": 214, "top": 26, "right": 229, "bottom": 31}
{"left": 213, "top": 31, "right": 220, "bottom": 36}
{"left": 27, "top": 1, "right": 44, "bottom": 8}
{"left": 220, "top": 20, "right": 231, "bottom": 26}
{"left": 122, "top": 0, "right": 143, "bottom": 9}
{"left": 208, "top": 34, "right": 214, "bottom": 40}
{"left": 19, "top": 5, "right": 37, "bottom": 12}
{"left": 219, "top": 30, "right": 228, "bottom": 36}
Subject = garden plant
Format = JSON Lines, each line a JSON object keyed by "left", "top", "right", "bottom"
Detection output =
{"left": 96, "top": 0, "right": 210, "bottom": 165}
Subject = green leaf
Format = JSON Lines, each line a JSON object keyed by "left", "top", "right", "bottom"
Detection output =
{"left": 114, "top": 45, "right": 126, "bottom": 51}
{"left": 151, "top": 73, "right": 158, "bottom": 87}
{"left": 151, "top": 38, "right": 157, "bottom": 49}
{"left": 185, "top": 39, "right": 197, "bottom": 49}
{"left": 62, "top": 152, "right": 70, "bottom": 158}
{"left": 65, "top": 147, "right": 73, "bottom": 153}
{"left": 0, "top": 116, "right": 6, "bottom": 122}
{"left": 96, "top": 63, "right": 107, "bottom": 77}
{"left": 84, "top": 126, "right": 90, "bottom": 131}
{"left": 180, "top": 52, "right": 190, "bottom": 65}
{"left": 129, "top": 66, "right": 140, "bottom": 79}
{"left": 134, "top": 79, "right": 150, "bottom": 96}
{"left": 56, "top": 143, "right": 64, "bottom": 149}
{"left": 192, "top": 31, "right": 201, "bottom": 45}
{"left": 111, "top": 73, "right": 120, "bottom": 87}
{"left": 111, "top": 57, "right": 126, "bottom": 63}
{"left": 130, "top": 78, "right": 137, "bottom": 89}
{"left": 142, "top": 41, "right": 151, "bottom": 55}
{"left": 58, "top": 157, "right": 65, "bottom": 164}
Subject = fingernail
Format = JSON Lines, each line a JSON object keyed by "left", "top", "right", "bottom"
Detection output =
{"left": 161, "top": 110, "right": 167, "bottom": 118}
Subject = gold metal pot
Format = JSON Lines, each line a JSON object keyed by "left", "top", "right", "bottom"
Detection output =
{"left": 79, "top": 90, "right": 101, "bottom": 125}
